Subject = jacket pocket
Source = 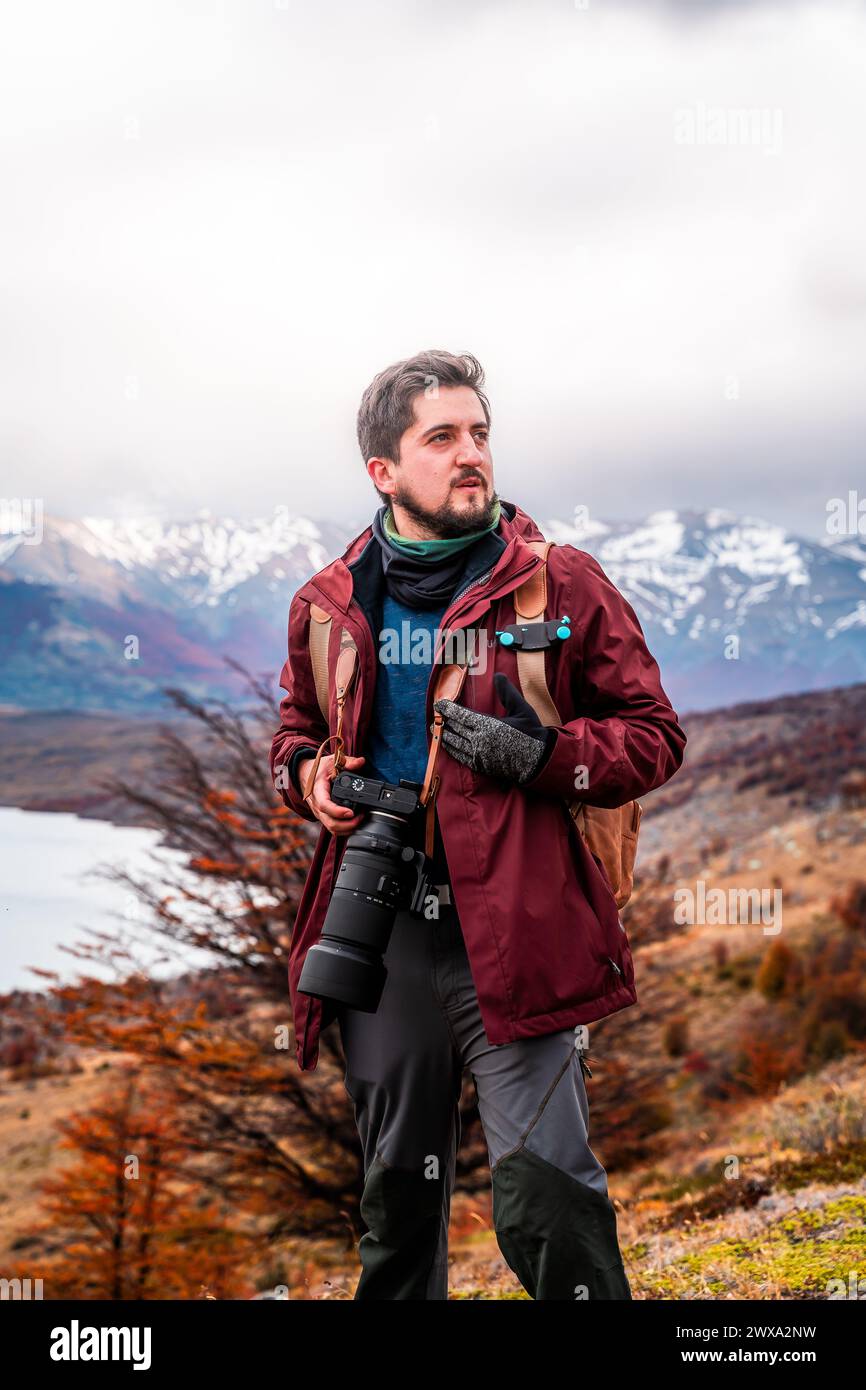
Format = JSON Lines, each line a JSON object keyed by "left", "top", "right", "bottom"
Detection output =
{"left": 617, "top": 799, "right": 642, "bottom": 907}
{"left": 560, "top": 807, "right": 630, "bottom": 983}
{"left": 570, "top": 799, "right": 642, "bottom": 910}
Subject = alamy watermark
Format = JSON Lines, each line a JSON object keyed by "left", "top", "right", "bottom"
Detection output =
{"left": 674, "top": 879, "right": 782, "bottom": 935}
{"left": 378, "top": 622, "right": 490, "bottom": 673}
{"left": 674, "top": 103, "right": 783, "bottom": 156}
{"left": 0, "top": 497, "right": 43, "bottom": 545}
{"left": 826, "top": 491, "right": 866, "bottom": 537}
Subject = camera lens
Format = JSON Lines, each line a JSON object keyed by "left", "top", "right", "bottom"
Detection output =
{"left": 298, "top": 807, "right": 422, "bottom": 1012}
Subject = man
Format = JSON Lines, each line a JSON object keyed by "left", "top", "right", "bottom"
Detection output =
{"left": 269, "top": 349, "right": 687, "bottom": 1300}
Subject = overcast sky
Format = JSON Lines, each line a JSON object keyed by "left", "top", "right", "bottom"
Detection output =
{"left": 1, "top": 0, "right": 863, "bottom": 540}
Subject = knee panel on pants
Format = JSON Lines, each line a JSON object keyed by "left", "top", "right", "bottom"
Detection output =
{"left": 355, "top": 1151, "right": 450, "bottom": 1300}
{"left": 491, "top": 1146, "right": 631, "bottom": 1301}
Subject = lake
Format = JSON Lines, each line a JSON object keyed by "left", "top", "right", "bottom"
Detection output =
{"left": 0, "top": 806, "right": 221, "bottom": 993}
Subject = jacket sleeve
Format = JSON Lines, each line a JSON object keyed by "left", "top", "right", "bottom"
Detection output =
{"left": 269, "top": 589, "right": 330, "bottom": 821}
{"left": 521, "top": 550, "right": 687, "bottom": 808}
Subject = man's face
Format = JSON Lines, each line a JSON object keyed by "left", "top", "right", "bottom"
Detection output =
{"left": 367, "top": 385, "right": 498, "bottom": 539}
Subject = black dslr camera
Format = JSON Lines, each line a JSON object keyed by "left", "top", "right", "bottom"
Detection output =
{"left": 296, "top": 771, "right": 434, "bottom": 1014}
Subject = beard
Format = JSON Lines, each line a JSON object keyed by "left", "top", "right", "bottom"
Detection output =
{"left": 390, "top": 476, "right": 499, "bottom": 540}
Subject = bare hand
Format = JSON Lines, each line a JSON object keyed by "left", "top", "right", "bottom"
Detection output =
{"left": 303, "top": 753, "right": 367, "bottom": 835}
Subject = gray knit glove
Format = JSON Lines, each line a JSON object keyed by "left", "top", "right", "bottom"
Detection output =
{"left": 434, "top": 673, "right": 555, "bottom": 786}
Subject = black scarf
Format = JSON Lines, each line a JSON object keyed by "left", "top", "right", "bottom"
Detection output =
{"left": 370, "top": 501, "right": 512, "bottom": 609}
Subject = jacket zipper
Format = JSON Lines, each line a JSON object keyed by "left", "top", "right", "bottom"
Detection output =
{"left": 417, "top": 551, "right": 545, "bottom": 866}
{"left": 439, "top": 550, "right": 541, "bottom": 633}
{"left": 423, "top": 551, "right": 543, "bottom": 728}
{"left": 451, "top": 565, "right": 494, "bottom": 605}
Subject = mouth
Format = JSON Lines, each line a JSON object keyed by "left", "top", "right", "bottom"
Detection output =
{"left": 455, "top": 479, "right": 484, "bottom": 490}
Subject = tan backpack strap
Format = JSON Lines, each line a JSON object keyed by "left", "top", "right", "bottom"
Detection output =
{"left": 420, "top": 660, "right": 470, "bottom": 859}
{"left": 335, "top": 626, "right": 359, "bottom": 706}
{"left": 308, "top": 602, "right": 332, "bottom": 723}
{"left": 302, "top": 606, "right": 358, "bottom": 806}
{"left": 513, "top": 540, "right": 562, "bottom": 727}
{"left": 513, "top": 539, "right": 550, "bottom": 622}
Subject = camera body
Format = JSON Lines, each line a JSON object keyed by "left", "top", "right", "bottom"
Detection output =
{"left": 296, "top": 770, "right": 435, "bottom": 1013}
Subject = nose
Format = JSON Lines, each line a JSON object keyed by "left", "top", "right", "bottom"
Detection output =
{"left": 454, "top": 432, "right": 486, "bottom": 466}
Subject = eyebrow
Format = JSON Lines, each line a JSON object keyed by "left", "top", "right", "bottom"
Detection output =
{"left": 420, "top": 420, "right": 489, "bottom": 441}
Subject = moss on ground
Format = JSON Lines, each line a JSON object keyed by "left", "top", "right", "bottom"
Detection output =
{"left": 629, "top": 1194, "right": 866, "bottom": 1299}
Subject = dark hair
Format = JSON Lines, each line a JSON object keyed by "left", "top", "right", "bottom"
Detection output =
{"left": 357, "top": 349, "right": 491, "bottom": 502}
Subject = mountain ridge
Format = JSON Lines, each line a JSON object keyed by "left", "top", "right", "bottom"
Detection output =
{"left": 1, "top": 504, "right": 863, "bottom": 713}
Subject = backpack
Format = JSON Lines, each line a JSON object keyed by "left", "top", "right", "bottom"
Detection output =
{"left": 302, "top": 538, "right": 641, "bottom": 910}
{"left": 509, "top": 540, "right": 642, "bottom": 911}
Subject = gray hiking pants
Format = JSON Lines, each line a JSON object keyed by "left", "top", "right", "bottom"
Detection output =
{"left": 335, "top": 888, "right": 632, "bottom": 1301}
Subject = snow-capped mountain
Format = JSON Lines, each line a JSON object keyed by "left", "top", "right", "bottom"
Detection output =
{"left": 0, "top": 504, "right": 863, "bottom": 714}
{"left": 545, "top": 507, "right": 866, "bottom": 710}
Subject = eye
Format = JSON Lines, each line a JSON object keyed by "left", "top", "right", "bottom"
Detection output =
{"left": 431, "top": 432, "right": 449, "bottom": 443}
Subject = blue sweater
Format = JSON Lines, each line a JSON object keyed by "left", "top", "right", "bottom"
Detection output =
{"left": 364, "top": 594, "right": 449, "bottom": 788}
{"left": 363, "top": 594, "right": 453, "bottom": 883}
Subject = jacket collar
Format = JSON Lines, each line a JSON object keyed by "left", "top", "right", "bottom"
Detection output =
{"left": 300, "top": 498, "right": 546, "bottom": 616}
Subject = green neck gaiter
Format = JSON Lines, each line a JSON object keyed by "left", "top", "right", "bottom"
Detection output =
{"left": 383, "top": 496, "right": 501, "bottom": 558}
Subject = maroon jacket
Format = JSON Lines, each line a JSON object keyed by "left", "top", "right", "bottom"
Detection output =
{"left": 269, "top": 502, "right": 687, "bottom": 1072}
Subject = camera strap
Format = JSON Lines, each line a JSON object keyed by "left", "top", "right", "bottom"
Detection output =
{"left": 419, "top": 658, "right": 471, "bottom": 858}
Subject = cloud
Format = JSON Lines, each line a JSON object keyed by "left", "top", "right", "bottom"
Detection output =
{"left": 0, "top": 0, "right": 863, "bottom": 539}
